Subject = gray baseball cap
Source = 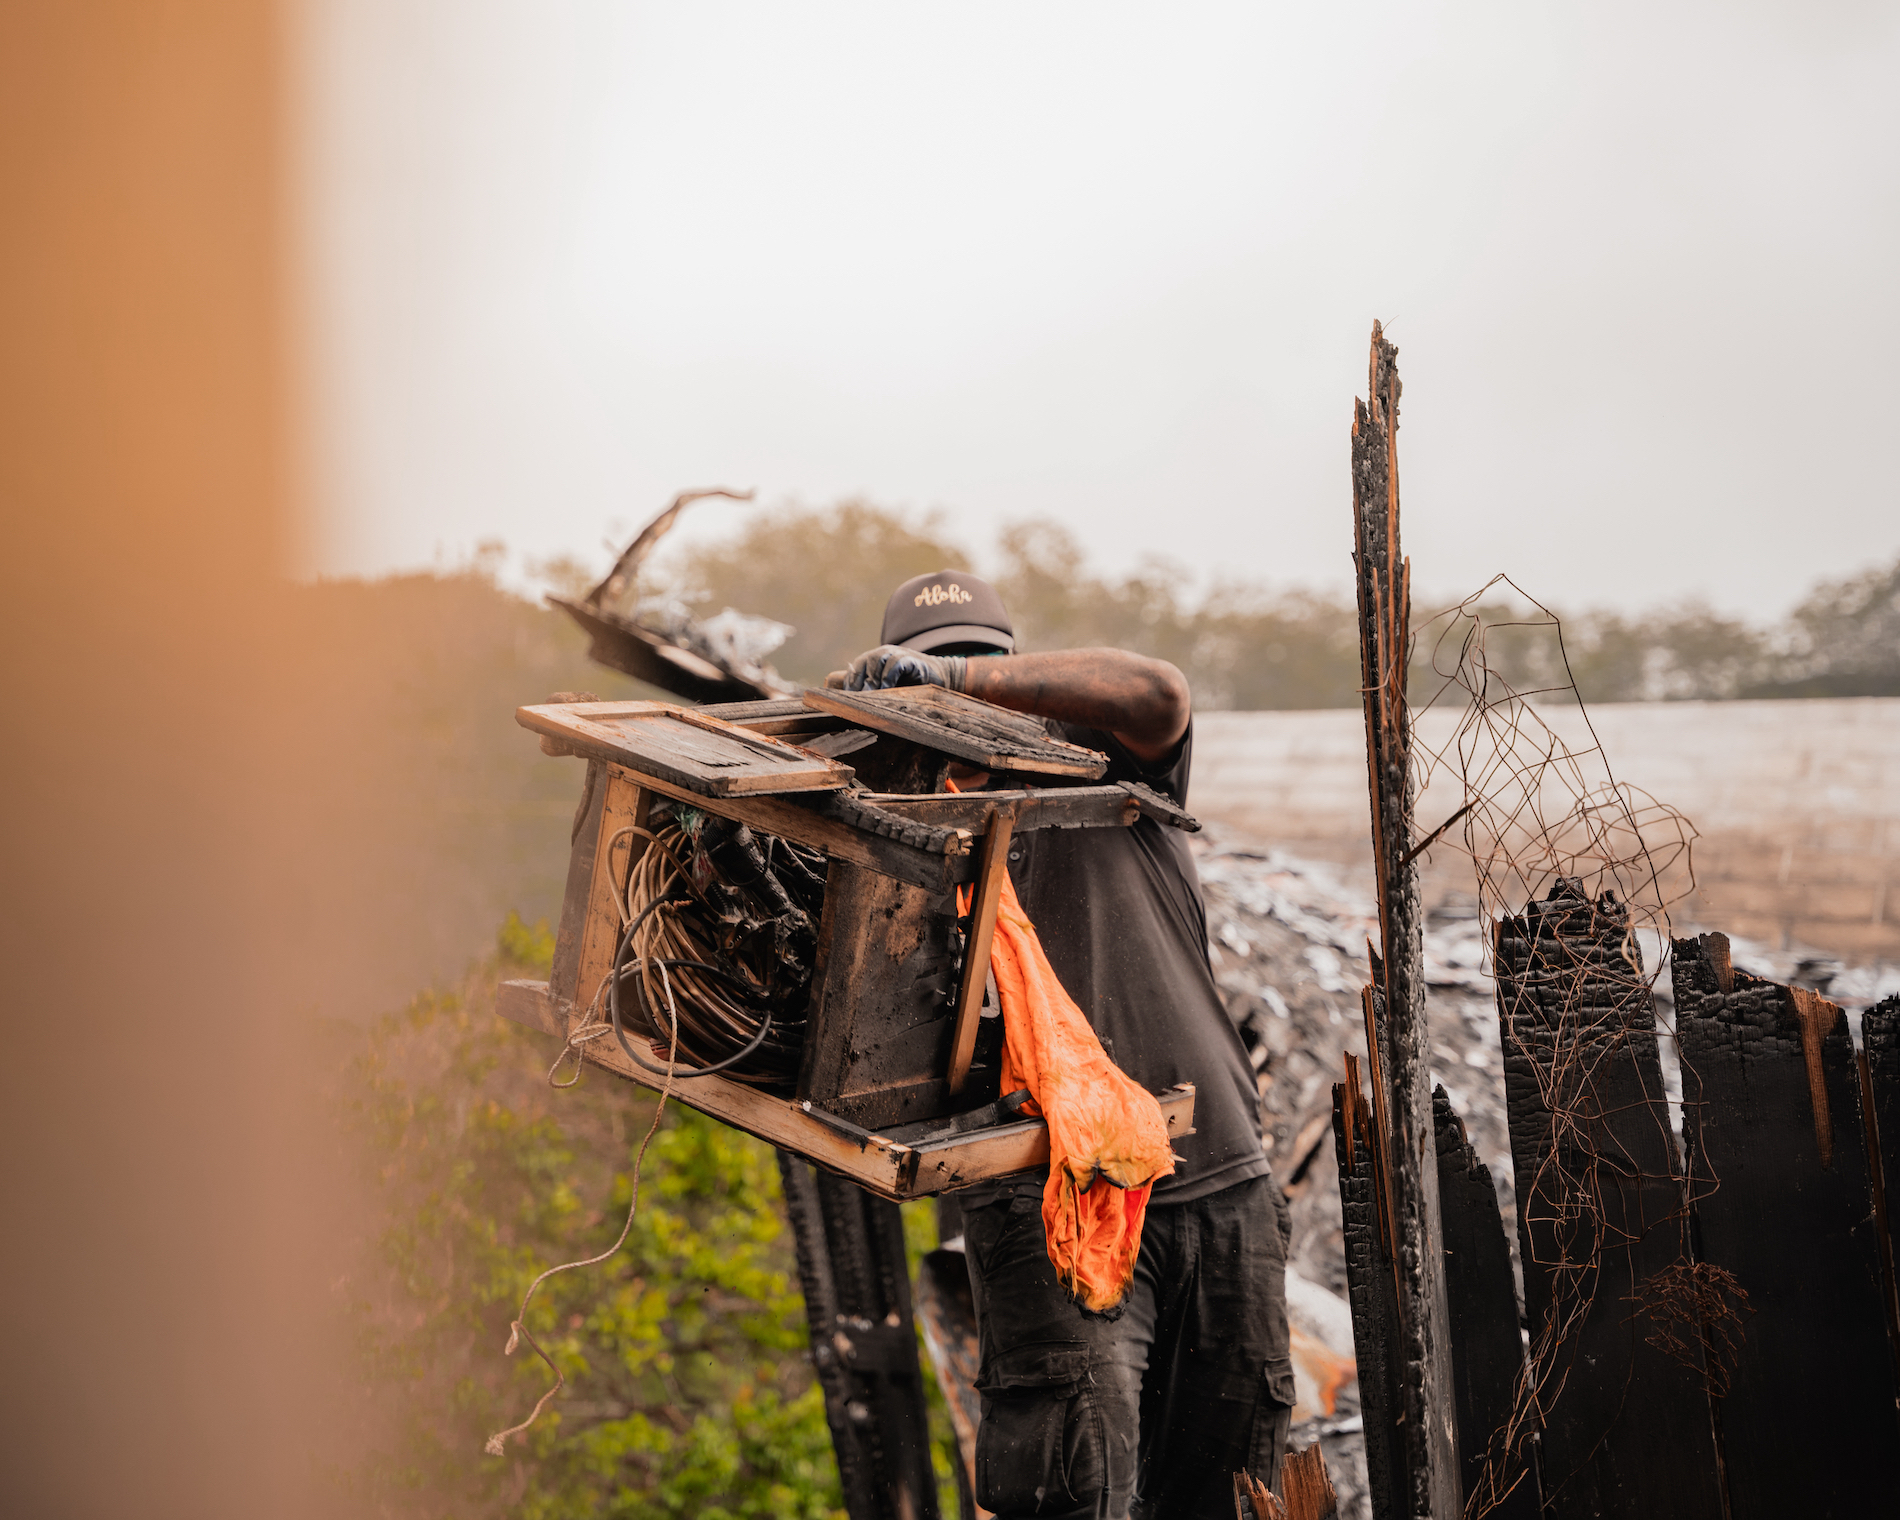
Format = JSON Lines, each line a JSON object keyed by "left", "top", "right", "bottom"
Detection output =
{"left": 880, "top": 570, "right": 1015, "bottom": 653}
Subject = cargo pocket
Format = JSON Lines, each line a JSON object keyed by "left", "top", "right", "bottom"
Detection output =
{"left": 1247, "top": 1353, "right": 1299, "bottom": 1494}
{"left": 974, "top": 1342, "right": 1106, "bottom": 1515}
{"left": 1263, "top": 1351, "right": 1297, "bottom": 1410}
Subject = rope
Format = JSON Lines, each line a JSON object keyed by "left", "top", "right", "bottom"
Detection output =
{"left": 484, "top": 959, "right": 685, "bottom": 1455}
{"left": 489, "top": 804, "right": 820, "bottom": 1453}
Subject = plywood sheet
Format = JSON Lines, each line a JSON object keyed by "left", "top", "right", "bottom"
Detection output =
{"left": 801, "top": 685, "right": 1107, "bottom": 778}
{"left": 516, "top": 700, "right": 855, "bottom": 796}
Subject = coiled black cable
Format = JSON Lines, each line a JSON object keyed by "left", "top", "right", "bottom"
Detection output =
{"left": 607, "top": 891, "right": 780, "bottom": 1079}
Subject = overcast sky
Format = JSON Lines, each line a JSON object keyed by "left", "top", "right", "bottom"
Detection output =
{"left": 296, "top": 1, "right": 1899, "bottom": 617}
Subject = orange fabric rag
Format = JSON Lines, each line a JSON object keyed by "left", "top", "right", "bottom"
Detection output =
{"left": 965, "top": 869, "right": 1176, "bottom": 1314}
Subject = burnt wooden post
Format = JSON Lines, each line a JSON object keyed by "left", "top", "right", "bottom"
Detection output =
{"left": 1349, "top": 321, "right": 1460, "bottom": 1516}
{"left": 1431, "top": 1086, "right": 1540, "bottom": 1520}
{"left": 1333, "top": 1058, "right": 1406, "bottom": 1520}
{"left": 1494, "top": 884, "right": 1723, "bottom": 1519}
{"left": 777, "top": 1153, "right": 940, "bottom": 1520}
{"left": 1673, "top": 936, "right": 1900, "bottom": 1518}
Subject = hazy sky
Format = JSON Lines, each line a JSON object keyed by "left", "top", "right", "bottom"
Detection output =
{"left": 297, "top": 1, "right": 1900, "bottom": 616}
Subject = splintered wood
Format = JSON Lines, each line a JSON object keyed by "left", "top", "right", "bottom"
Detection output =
{"left": 1348, "top": 321, "right": 1460, "bottom": 1516}
{"left": 1232, "top": 1444, "right": 1337, "bottom": 1520}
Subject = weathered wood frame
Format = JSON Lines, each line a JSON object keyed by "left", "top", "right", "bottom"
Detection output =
{"left": 516, "top": 699, "right": 856, "bottom": 796}
{"left": 515, "top": 702, "right": 1201, "bottom": 1193}
{"left": 496, "top": 979, "right": 1195, "bottom": 1201}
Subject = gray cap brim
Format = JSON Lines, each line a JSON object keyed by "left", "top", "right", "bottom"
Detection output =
{"left": 901, "top": 624, "right": 1015, "bottom": 654}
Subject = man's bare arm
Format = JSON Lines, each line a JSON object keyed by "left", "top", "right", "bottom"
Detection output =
{"left": 961, "top": 649, "right": 1190, "bottom": 763}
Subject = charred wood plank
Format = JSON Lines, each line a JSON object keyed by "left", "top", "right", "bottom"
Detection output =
{"left": 1432, "top": 1086, "right": 1540, "bottom": 1520}
{"left": 1674, "top": 935, "right": 1900, "bottom": 1517}
{"left": 1333, "top": 1063, "right": 1406, "bottom": 1520}
{"left": 1350, "top": 321, "right": 1459, "bottom": 1515}
{"left": 551, "top": 594, "right": 776, "bottom": 703}
{"left": 550, "top": 759, "right": 607, "bottom": 1007}
{"left": 1495, "top": 884, "right": 1723, "bottom": 1520}
{"left": 864, "top": 780, "right": 1198, "bottom": 835}
{"left": 777, "top": 1153, "right": 941, "bottom": 1520}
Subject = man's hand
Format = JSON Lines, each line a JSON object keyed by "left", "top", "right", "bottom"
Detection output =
{"left": 826, "top": 645, "right": 967, "bottom": 692}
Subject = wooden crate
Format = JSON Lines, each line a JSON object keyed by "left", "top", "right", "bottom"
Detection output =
{"left": 498, "top": 693, "right": 1198, "bottom": 1198}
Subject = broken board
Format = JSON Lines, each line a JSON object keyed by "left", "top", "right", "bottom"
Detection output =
{"left": 550, "top": 595, "right": 785, "bottom": 704}
{"left": 801, "top": 685, "right": 1108, "bottom": 779}
{"left": 516, "top": 699, "right": 856, "bottom": 796}
{"left": 495, "top": 977, "right": 1195, "bottom": 1201}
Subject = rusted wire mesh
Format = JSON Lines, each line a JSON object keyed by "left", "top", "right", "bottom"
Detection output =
{"left": 1407, "top": 579, "right": 1726, "bottom": 1518}
{"left": 1411, "top": 577, "right": 1696, "bottom": 927}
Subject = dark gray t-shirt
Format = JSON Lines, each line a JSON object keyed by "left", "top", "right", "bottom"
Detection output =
{"left": 963, "top": 718, "right": 1270, "bottom": 1207}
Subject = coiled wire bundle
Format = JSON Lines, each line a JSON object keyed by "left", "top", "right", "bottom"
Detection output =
{"left": 598, "top": 801, "right": 823, "bottom": 1086}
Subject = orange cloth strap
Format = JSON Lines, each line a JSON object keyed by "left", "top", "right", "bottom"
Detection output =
{"left": 961, "top": 869, "right": 1176, "bottom": 1314}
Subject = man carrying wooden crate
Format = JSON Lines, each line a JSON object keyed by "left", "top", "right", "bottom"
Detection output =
{"left": 832, "top": 570, "right": 1294, "bottom": 1520}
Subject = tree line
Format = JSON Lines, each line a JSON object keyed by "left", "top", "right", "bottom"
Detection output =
{"left": 624, "top": 501, "right": 1900, "bottom": 708}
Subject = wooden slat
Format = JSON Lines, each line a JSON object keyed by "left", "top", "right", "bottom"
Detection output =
{"left": 1348, "top": 322, "right": 1459, "bottom": 1517}
{"left": 912, "top": 1248, "right": 984, "bottom": 1515}
{"left": 549, "top": 759, "right": 606, "bottom": 1007}
{"left": 493, "top": 979, "right": 1194, "bottom": 1201}
{"left": 570, "top": 772, "right": 647, "bottom": 1023}
{"left": 696, "top": 698, "right": 812, "bottom": 723}
{"left": 517, "top": 700, "right": 855, "bottom": 796}
{"left": 897, "top": 1084, "right": 1196, "bottom": 1197}
{"left": 1331, "top": 1067, "right": 1406, "bottom": 1520}
{"left": 947, "top": 805, "right": 1015, "bottom": 1095}
{"left": 1674, "top": 935, "right": 1900, "bottom": 1517}
{"left": 1496, "top": 889, "right": 1723, "bottom": 1520}
{"left": 802, "top": 685, "right": 1108, "bottom": 778}
{"left": 1433, "top": 1085, "right": 1540, "bottom": 1520}
{"left": 867, "top": 780, "right": 1198, "bottom": 835}
{"left": 604, "top": 763, "right": 978, "bottom": 892}
{"left": 868, "top": 786, "right": 1133, "bottom": 831}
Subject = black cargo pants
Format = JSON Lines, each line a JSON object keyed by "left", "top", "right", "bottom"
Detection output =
{"left": 962, "top": 1174, "right": 1296, "bottom": 1520}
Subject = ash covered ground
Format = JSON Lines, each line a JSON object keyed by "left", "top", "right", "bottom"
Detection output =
{"left": 1192, "top": 826, "right": 1513, "bottom": 1520}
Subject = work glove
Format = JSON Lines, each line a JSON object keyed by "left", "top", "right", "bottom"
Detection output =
{"left": 832, "top": 645, "right": 967, "bottom": 692}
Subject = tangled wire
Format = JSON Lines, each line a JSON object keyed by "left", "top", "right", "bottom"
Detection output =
{"left": 552, "top": 801, "right": 823, "bottom": 1090}
{"left": 1406, "top": 579, "right": 1740, "bottom": 1518}
{"left": 486, "top": 805, "right": 825, "bottom": 1455}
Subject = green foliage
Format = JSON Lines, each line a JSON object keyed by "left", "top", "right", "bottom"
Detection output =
{"left": 497, "top": 911, "right": 556, "bottom": 975}
{"left": 662, "top": 505, "right": 1367, "bottom": 708}
{"left": 330, "top": 923, "right": 847, "bottom": 1519}
{"left": 658, "top": 499, "right": 1900, "bottom": 707}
